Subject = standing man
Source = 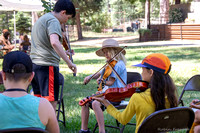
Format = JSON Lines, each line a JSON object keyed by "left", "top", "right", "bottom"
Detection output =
{"left": 30, "top": 0, "right": 77, "bottom": 111}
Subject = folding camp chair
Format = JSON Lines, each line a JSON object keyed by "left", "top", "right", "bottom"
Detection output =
{"left": 137, "top": 107, "right": 195, "bottom": 133}
{"left": 56, "top": 73, "right": 66, "bottom": 127}
{"left": 92, "top": 72, "right": 142, "bottom": 133}
{"left": 178, "top": 75, "right": 200, "bottom": 106}
{"left": 0, "top": 127, "right": 48, "bottom": 133}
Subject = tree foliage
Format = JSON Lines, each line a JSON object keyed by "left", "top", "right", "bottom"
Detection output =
{"left": 0, "top": 11, "right": 13, "bottom": 32}
{"left": 84, "top": 12, "right": 111, "bottom": 32}
{"left": 41, "top": 0, "right": 55, "bottom": 13}
{"left": 125, "top": 0, "right": 146, "bottom": 4}
{"left": 71, "top": 0, "right": 104, "bottom": 18}
{"left": 111, "top": 0, "right": 144, "bottom": 25}
{"left": 71, "top": 0, "right": 108, "bottom": 32}
{"left": 40, "top": 0, "right": 153, "bottom": 32}
{"left": 169, "top": 8, "right": 184, "bottom": 23}
{"left": 15, "top": 12, "right": 31, "bottom": 34}
{"left": 151, "top": 0, "right": 159, "bottom": 18}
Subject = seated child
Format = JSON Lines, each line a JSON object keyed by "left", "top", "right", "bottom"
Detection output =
{"left": 93, "top": 53, "right": 178, "bottom": 133}
{"left": 79, "top": 39, "right": 127, "bottom": 133}
{"left": 0, "top": 51, "right": 59, "bottom": 133}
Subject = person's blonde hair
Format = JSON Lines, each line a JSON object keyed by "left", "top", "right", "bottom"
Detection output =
{"left": 105, "top": 47, "right": 126, "bottom": 64}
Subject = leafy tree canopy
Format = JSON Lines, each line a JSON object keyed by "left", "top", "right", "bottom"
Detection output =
{"left": 71, "top": 0, "right": 104, "bottom": 18}
{"left": 111, "top": 0, "right": 144, "bottom": 25}
{"left": 125, "top": 0, "right": 146, "bottom": 4}
{"left": 0, "top": 11, "right": 13, "bottom": 32}
{"left": 15, "top": 12, "right": 31, "bottom": 34}
{"left": 41, "top": 0, "right": 55, "bottom": 13}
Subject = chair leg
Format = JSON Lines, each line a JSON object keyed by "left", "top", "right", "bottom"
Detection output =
{"left": 57, "top": 98, "right": 66, "bottom": 127}
{"left": 116, "top": 120, "right": 120, "bottom": 127}
{"left": 61, "top": 98, "right": 66, "bottom": 127}
{"left": 57, "top": 100, "right": 61, "bottom": 120}
{"left": 92, "top": 122, "right": 98, "bottom": 133}
{"left": 120, "top": 125, "right": 125, "bottom": 133}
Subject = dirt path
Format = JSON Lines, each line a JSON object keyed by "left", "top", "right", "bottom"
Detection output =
{"left": 71, "top": 35, "right": 200, "bottom": 48}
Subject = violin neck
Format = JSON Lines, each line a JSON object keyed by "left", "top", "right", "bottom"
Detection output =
{"left": 98, "top": 79, "right": 105, "bottom": 91}
{"left": 89, "top": 92, "right": 104, "bottom": 98}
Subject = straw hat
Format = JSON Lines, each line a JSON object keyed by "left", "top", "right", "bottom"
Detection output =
{"left": 96, "top": 39, "right": 126, "bottom": 56}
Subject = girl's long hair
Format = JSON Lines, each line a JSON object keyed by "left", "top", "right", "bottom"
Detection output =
{"left": 150, "top": 71, "right": 178, "bottom": 111}
{"left": 23, "top": 35, "right": 29, "bottom": 42}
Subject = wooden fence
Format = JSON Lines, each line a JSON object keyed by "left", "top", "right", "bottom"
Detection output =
{"left": 67, "top": 24, "right": 200, "bottom": 41}
{"left": 151, "top": 23, "right": 200, "bottom": 40}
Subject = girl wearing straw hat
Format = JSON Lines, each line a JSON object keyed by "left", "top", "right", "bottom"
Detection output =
{"left": 79, "top": 39, "right": 127, "bottom": 133}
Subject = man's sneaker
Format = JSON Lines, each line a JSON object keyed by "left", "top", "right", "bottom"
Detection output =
{"left": 78, "top": 129, "right": 91, "bottom": 133}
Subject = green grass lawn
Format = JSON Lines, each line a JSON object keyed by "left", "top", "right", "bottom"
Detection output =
{"left": 0, "top": 33, "right": 199, "bottom": 132}
{"left": 57, "top": 42, "right": 200, "bottom": 133}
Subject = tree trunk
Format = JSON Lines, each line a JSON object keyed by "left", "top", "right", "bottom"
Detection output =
{"left": 32, "top": 11, "right": 39, "bottom": 26}
{"left": 175, "top": 0, "right": 181, "bottom": 4}
{"left": 75, "top": 8, "right": 83, "bottom": 40}
{"left": 159, "top": 0, "right": 169, "bottom": 24}
{"left": 6, "top": 11, "right": 9, "bottom": 30}
{"left": 145, "top": 0, "right": 151, "bottom": 29}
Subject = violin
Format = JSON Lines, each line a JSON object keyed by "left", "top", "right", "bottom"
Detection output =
{"left": 84, "top": 46, "right": 127, "bottom": 85}
{"left": 79, "top": 81, "right": 149, "bottom": 106}
{"left": 61, "top": 24, "right": 75, "bottom": 76}
{"left": 97, "top": 60, "right": 118, "bottom": 91}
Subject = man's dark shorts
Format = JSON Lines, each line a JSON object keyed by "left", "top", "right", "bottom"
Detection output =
{"left": 31, "top": 63, "right": 59, "bottom": 101}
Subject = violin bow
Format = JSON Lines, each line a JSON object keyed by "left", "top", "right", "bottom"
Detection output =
{"left": 61, "top": 24, "right": 76, "bottom": 76}
{"left": 84, "top": 46, "right": 127, "bottom": 85}
{"left": 107, "top": 63, "right": 127, "bottom": 86}
{"left": 66, "top": 25, "right": 73, "bottom": 63}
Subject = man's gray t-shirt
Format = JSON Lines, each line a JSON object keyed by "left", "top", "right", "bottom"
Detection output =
{"left": 30, "top": 12, "right": 62, "bottom": 67}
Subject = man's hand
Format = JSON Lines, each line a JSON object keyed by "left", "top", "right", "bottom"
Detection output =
{"left": 65, "top": 49, "right": 75, "bottom": 56}
{"left": 68, "top": 62, "right": 77, "bottom": 75}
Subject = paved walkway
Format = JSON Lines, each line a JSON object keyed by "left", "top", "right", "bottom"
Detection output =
{"left": 71, "top": 36, "right": 200, "bottom": 47}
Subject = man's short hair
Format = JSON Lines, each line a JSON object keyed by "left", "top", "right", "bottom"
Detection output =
{"left": 3, "top": 51, "right": 33, "bottom": 81}
{"left": 53, "top": 0, "right": 76, "bottom": 18}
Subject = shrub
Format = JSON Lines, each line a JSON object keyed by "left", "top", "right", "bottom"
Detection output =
{"left": 83, "top": 13, "right": 111, "bottom": 33}
{"left": 169, "top": 8, "right": 184, "bottom": 23}
{"left": 138, "top": 29, "right": 152, "bottom": 36}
